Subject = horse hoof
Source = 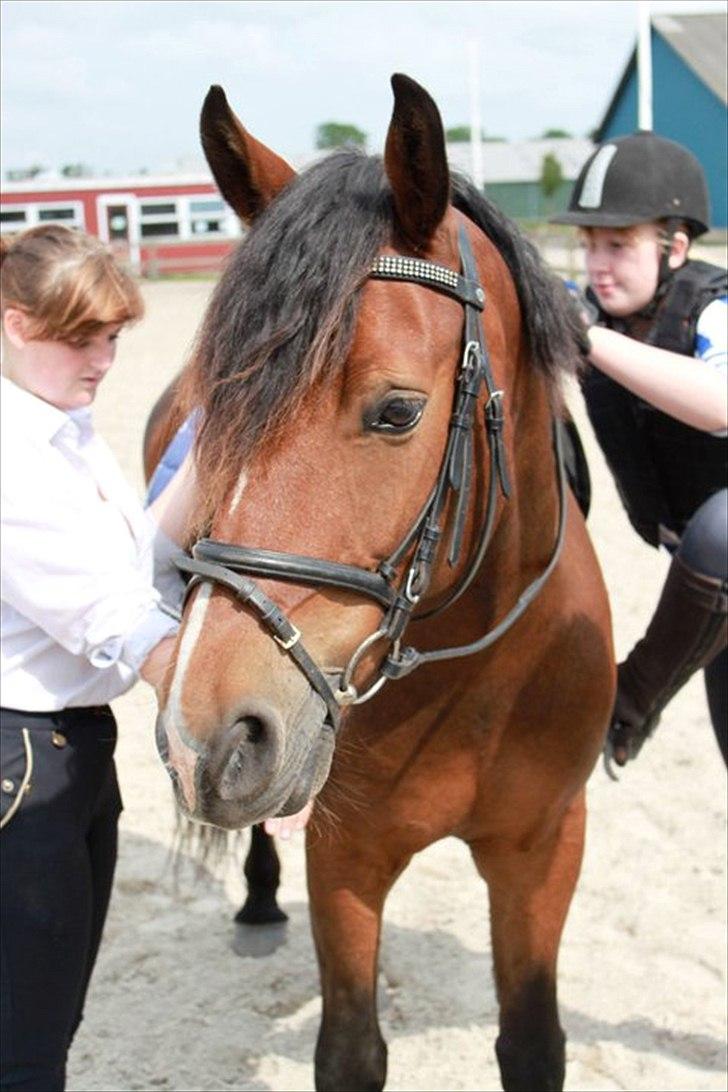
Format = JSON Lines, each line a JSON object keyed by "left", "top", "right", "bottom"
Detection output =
{"left": 234, "top": 900, "right": 288, "bottom": 925}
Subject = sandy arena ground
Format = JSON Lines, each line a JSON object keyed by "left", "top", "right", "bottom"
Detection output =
{"left": 66, "top": 273, "right": 727, "bottom": 1092}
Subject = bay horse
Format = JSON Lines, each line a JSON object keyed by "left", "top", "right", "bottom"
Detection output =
{"left": 151, "top": 74, "right": 614, "bottom": 1091}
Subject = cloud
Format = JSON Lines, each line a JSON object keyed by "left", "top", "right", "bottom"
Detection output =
{"left": 3, "top": 24, "right": 92, "bottom": 98}
{"left": 127, "top": 17, "right": 294, "bottom": 73}
{"left": 2, "top": 0, "right": 725, "bottom": 174}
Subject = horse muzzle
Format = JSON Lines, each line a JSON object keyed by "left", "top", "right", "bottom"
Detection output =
{"left": 155, "top": 690, "right": 334, "bottom": 830}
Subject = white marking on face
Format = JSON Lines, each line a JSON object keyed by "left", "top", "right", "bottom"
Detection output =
{"left": 163, "top": 582, "right": 213, "bottom": 811}
{"left": 228, "top": 471, "right": 249, "bottom": 516}
{"left": 168, "top": 582, "right": 212, "bottom": 724}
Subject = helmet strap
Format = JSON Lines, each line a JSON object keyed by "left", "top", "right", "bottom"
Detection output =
{"left": 631, "top": 217, "right": 683, "bottom": 323}
{"left": 657, "top": 217, "right": 682, "bottom": 286}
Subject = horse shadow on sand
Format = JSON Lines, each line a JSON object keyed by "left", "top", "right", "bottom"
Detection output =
{"left": 67, "top": 830, "right": 726, "bottom": 1092}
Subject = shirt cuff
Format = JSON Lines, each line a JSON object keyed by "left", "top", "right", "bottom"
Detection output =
{"left": 145, "top": 512, "right": 187, "bottom": 613}
{"left": 88, "top": 606, "right": 178, "bottom": 673}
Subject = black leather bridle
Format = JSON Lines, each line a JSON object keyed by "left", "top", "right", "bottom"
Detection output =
{"left": 176, "top": 224, "right": 567, "bottom": 731}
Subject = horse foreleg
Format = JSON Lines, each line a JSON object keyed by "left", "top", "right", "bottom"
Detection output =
{"left": 234, "top": 823, "right": 288, "bottom": 925}
{"left": 308, "top": 835, "right": 402, "bottom": 1092}
{"left": 470, "top": 791, "right": 586, "bottom": 1092}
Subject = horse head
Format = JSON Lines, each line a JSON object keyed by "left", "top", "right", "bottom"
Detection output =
{"left": 155, "top": 75, "right": 582, "bottom": 830}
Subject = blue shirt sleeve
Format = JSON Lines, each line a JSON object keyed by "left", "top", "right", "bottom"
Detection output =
{"left": 145, "top": 410, "right": 200, "bottom": 506}
{"left": 694, "top": 296, "right": 727, "bottom": 374}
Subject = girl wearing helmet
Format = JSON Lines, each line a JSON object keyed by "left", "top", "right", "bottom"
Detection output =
{"left": 554, "top": 131, "right": 727, "bottom": 773}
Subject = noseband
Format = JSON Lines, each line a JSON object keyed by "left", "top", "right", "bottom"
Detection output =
{"left": 176, "top": 224, "right": 567, "bottom": 730}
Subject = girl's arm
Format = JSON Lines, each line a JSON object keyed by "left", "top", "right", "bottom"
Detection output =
{"left": 147, "top": 448, "right": 198, "bottom": 545}
{"left": 586, "top": 325, "right": 728, "bottom": 433}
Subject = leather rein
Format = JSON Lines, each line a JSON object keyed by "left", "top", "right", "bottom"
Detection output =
{"left": 176, "top": 224, "right": 567, "bottom": 731}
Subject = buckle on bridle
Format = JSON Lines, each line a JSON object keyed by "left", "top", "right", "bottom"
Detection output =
{"left": 485, "top": 389, "right": 504, "bottom": 415}
{"left": 273, "top": 625, "right": 301, "bottom": 651}
{"left": 461, "top": 339, "right": 481, "bottom": 375}
{"left": 404, "top": 566, "right": 424, "bottom": 604}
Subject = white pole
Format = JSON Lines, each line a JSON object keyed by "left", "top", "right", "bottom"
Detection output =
{"left": 637, "top": 1, "right": 653, "bottom": 130}
{"left": 468, "top": 40, "right": 484, "bottom": 190}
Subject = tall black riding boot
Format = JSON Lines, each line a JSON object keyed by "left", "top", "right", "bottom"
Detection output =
{"left": 606, "top": 554, "right": 728, "bottom": 772}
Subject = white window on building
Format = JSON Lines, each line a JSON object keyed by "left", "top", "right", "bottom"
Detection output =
{"left": 0, "top": 207, "right": 28, "bottom": 232}
{"left": 137, "top": 195, "right": 239, "bottom": 242}
{"left": 189, "top": 197, "right": 227, "bottom": 236}
{"left": 0, "top": 202, "right": 84, "bottom": 234}
{"left": 38, "top": 206, "right": 78, "bottom": 223}
{"left": 139, "top": 200, "right": 180, "bottom": 239}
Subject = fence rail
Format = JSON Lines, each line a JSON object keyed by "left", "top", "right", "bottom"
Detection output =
{"left": 137, "top": 230, "right": 728, "bottom": 282}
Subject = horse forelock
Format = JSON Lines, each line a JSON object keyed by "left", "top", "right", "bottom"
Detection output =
{"left": 183, "top": 156, "right": 583, "bottom": 532}
{"left": 184, "top": 151, "right": 393, "bottom": 530}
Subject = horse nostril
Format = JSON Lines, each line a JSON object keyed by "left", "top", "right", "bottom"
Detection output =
{"left": 244, "top": 717, "right": 265, "bottom": 746}
{"left": 200, "top": 703, "right": 287, "bottom": 807}
{"left": 211, "top": 712, "right": 284, "bottom": 803}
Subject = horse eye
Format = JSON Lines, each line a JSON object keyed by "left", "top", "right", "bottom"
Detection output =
{"left": 365, "top": 396, "right": 426, "bottom": 434}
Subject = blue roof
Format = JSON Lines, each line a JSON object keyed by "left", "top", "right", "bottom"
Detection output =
{"left": 596, "top": 14, "right": 727, "bottom": 228}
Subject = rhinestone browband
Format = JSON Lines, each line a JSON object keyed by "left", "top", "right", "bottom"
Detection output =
{"left": 370, "top": 254, "right": 485, "bottom": 311}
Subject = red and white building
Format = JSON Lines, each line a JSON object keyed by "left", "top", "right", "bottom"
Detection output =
{"left": 0, "top": 173, "right": 242, "bottom": 275}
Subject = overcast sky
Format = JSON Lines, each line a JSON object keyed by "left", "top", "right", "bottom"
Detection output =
{"left": 1, "top": 0, "right": 725, "bottom": 176}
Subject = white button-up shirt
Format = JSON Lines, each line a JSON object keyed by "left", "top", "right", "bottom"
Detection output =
{"left": 1, "top": 376, "right": 178, "bottom": 711}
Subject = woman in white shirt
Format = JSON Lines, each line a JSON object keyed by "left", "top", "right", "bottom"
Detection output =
{"left": 0, "top": 225, "right": 182, "bottom": 1092}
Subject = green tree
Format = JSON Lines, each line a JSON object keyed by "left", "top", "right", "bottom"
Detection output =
{"left": 315, "top": 122, "right": 367, "bottom": 150}
{"left": 445, "top": 125, "right": 472, "bottom": 142}
{"left": 61, "top": 163, "right": 92, "bottom": 178}
{"left": 445, "top": 125, "right": 505, "bottom": 143}
{"left": 6, "top": 164, "right": 45, "bottom": 181}
{"left": 540, "top": 153, "right": 564, "bottom": 199}
{"left": 541, "top": 128, "right": 572, "bottom": 139}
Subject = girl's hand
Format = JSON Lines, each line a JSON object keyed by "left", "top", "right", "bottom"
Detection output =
{"left": 139, "top": 635, "right": 177, "bottom": 691}
{"left": 263, "top": 800, "right": 313, "bottom": 840}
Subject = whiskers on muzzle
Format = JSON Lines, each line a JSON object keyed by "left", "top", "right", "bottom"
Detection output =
{"left": 156, "top": 689, "right": 336, "bottom": 830}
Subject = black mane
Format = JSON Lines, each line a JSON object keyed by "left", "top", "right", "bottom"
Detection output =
{"left": 450, "top": 170, "right": 585, "bottom": 384}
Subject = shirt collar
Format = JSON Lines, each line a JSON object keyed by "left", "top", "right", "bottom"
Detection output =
{"left": 1, "top": 376, "right": 94, "bottom": 445}
{"left": 67, "top": 406, "right": 95, "bottom": 445}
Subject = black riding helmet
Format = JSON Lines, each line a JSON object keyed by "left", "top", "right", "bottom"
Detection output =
{"left": 552, "top": 131, "right": 711, "bottom": 238}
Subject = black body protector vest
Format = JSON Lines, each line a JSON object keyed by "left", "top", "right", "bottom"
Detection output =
{"left": 582, "top": 260, "right": 728, "bottom": 547}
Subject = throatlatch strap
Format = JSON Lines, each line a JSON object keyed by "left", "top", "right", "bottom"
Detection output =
{"left": 380, "top": 419, "right": 568, "bottom": 680}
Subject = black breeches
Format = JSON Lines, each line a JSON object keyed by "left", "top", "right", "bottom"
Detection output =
{"left": 677, "top": 489, "right": 728, "bottom": 581}
{"left": 676, "top": 489, "right": 728, "bottom": 760}
{"left": 0, "top": 706, "right": 122, "bottom": 1092}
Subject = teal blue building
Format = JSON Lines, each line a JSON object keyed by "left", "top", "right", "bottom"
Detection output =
{"left": 597, "top": 12, "right": 727, "bottom": 228}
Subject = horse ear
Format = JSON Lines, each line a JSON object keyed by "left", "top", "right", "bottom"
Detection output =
{"left": 200, "top": 85, "right": 296, "bottom": 224}
{"left": 384, "top": 74, "right": 450, "bottom": 252}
